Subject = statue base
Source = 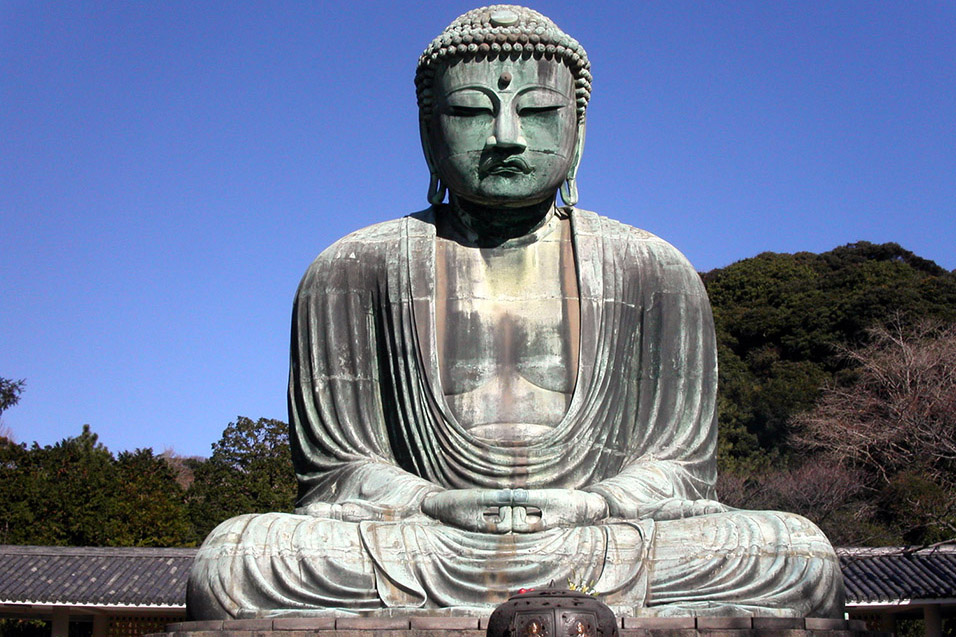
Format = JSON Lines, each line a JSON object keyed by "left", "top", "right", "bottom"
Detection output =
{"left": 149, "top": 616, "right": 889, "bottom": 637}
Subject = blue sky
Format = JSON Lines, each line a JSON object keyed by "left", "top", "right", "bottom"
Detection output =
{"left": 2, "top": 1, "right": 954, "bottom": 458}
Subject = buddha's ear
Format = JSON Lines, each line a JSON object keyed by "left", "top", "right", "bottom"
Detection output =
{"left": 560, "top": 118, "right": 586, "bottom": 207}
{"left": 420, "top": 116, "right": 446, "bottom": 205}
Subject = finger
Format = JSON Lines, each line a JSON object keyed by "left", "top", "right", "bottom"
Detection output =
{"left": 477, "top": 505, "right": 508, "bottom": 533}
{"left": 700, "top": 501, "right": 726, "bottom": 515}
{"left": 494, "top": 506, "right": 514, "bottom": 533}
{"left": 420, "top": 493, "right": 438, "bottom": 517}
{"left": 584, "top": 493, "right": 609, "bottom": 521}
{"left": 512, "top": 505, "right": 528, "bottom": 532}
{"left": 525, "top": 506, "right": 543, "bottom": 530}
{"left": 520, "top": 488, "right": 564, "bottom": 507}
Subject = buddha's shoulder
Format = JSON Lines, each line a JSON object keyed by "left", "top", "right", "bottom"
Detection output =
{"left": 573, "top": 208, "right": 695, "bottom": 269}
{"left": 298, "top": 210, "right": 434, "bottom": 283}
{"left": 311, "top": 211, "right": 434, "bottom": 261}
{"left": 321, "top": 217, "right": 409, "bottom": 252}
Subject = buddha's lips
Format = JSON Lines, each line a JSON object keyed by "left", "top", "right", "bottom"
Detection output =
{"left": 480, "top": 156, "right": 533, "bottom": 177}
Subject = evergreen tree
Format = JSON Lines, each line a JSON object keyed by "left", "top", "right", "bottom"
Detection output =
{"left": 704, "top": 242, "right": 956, "bottom": 466}
{"left": 110, "top": 448, "right": 193, "bottom": 546}
{"left": 186, "top": 417, "right": 295, "bottom": 542}
{"left": 0, "top": 425, "right": 116, "bottom": 545}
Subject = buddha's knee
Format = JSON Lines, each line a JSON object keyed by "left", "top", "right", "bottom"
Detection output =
{"left": 719, "top": 510, "right": 844, "bottom": 617}
{"left": 188, "top": 512, "right": 377, "bottom": 619}
{"left": 759, "top": 511, "right": 845, "bottom": 616}
{"left": 657, "top": 510, "right": 804, "bottom": 553}
{"left": 193, "top": 511, "right": 370, "bottom": 565}
{"left": 746, "top": 510, "right": 839, "bottom": 557}
{"left": 650, "top": 510, "right": 843, "bottom": 616}
{"left": 194, "top": 512, "right": 262, "bottom": 551}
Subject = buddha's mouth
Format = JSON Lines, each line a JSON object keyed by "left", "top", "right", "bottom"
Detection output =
{"left": 480, "top": 156, "right": 533, "bottom": 177}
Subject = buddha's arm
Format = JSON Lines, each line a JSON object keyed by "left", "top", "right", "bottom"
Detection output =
{"left": 292, "top": 459, "right": 442, "bottom": 520}
{"left": 582, "top": 235, "right": 725, "bottom": 522}
{"left": 585, "top": 461, "right": 728, "bottom": 521}
{"left": 289, "top": 233, "right": 444, "bottom": 521}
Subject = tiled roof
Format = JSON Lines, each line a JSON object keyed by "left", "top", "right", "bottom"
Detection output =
{"left": 838, "top": 545, "right": 956, "bottom": 604}
{"left": 3, "top": 544, "right": 956, "bottom": 609}
{"left": 0, "top": 545, "right": 197, "bottom": 607}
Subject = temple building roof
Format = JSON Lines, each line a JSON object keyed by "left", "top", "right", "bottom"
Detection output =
{"left": 0, "top": 544, "right": 195, "bottom": 609}
{"left": 837, "top": 545, "right": 956, "bottom": 604}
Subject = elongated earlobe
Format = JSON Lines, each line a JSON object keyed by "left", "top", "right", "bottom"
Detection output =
{"left": 420, "top": 116, "right": 446, "bottom": 206}
{"left": 427, "top": 172, "right": 446, "bottom": 205}
{"left": 560, "top": 120, "right": 586, "bottom": 208}
{"left": 560, "top": 177, "right": 578, "bottom": 207}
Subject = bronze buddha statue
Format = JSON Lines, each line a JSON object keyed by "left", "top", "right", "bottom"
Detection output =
{"left": 187, "top": 5, "right": 844, "bottom": 620}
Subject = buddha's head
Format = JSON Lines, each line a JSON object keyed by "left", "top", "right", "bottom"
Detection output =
{"left": 416, "top": 6, "right": 591, "bottom": 209}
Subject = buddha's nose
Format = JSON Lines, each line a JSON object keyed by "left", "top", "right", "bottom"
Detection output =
{"left": 487, "top": 111, "right": 527, "bottom": 151}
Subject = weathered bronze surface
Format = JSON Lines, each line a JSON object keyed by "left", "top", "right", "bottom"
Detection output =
{"left": 187, "top": 5, "right": 845, "bottom": 620}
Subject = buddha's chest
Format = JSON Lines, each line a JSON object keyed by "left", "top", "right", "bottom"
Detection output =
{"left": 434, "top": 222, "right": 579, "bottom": 433}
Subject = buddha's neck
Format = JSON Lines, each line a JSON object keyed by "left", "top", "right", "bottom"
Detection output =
{"left": 448, "top": 195, "right": 556, "bottom": 248}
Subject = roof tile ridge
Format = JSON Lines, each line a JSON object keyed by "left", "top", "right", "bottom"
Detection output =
{"left": 0, "top": 544, "right": 198, "bottom": 557}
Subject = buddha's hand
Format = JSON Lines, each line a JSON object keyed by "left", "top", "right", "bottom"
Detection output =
{"left": 510, "top": 489, "right": 609, "bottom": 532}
{"left": 421, "top": 488, "right": 608, "bottom": 534}
{"left": 421, "top": 489, "right": 516, "bottom": 533}
{"left": 614, "top": 498, "right": 729, "bottom": 521}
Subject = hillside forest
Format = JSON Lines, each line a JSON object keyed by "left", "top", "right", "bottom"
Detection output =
{"left": 2, "top": 241, "right": 955, "bottom": 549}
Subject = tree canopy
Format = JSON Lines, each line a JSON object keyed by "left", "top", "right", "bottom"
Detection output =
{"left": 704, "top": 241, "right": 956, "bottom": 466}
{"left": 0, "top": 417, "right": 294, "bottom": 547}
{"left": 186, "top": 416, "right": 295, "bottom": 542}
{"left": 0, "top": 377, "right": 25, "bottom": 444}
{"left": 0, "top": 425, "right": 191, "bottom": 546}
{"left": 705, "top": 242, "right": 956, "bottom": 545}
{"left": 0, "top": 377, "right": 25, "bottom": 416}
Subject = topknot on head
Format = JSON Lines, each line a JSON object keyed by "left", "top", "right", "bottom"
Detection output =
{"left": 415, "top": 5, "right": 592, "bottom": 121}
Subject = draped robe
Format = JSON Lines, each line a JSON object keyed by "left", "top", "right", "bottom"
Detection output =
{"left": 187, "top": 207, "right": 844, "bottom": 619}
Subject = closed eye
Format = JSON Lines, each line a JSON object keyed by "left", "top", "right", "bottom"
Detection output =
{"left": 448, "top": 105, "right": 494, "bottom": 117}
{"left": 517, "top": 105, "right": 564, "bottom": 116}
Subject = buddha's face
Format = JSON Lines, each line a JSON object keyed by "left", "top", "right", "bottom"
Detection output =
{"left": 427, "top": 57, "right": 578, "bottom": 207}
